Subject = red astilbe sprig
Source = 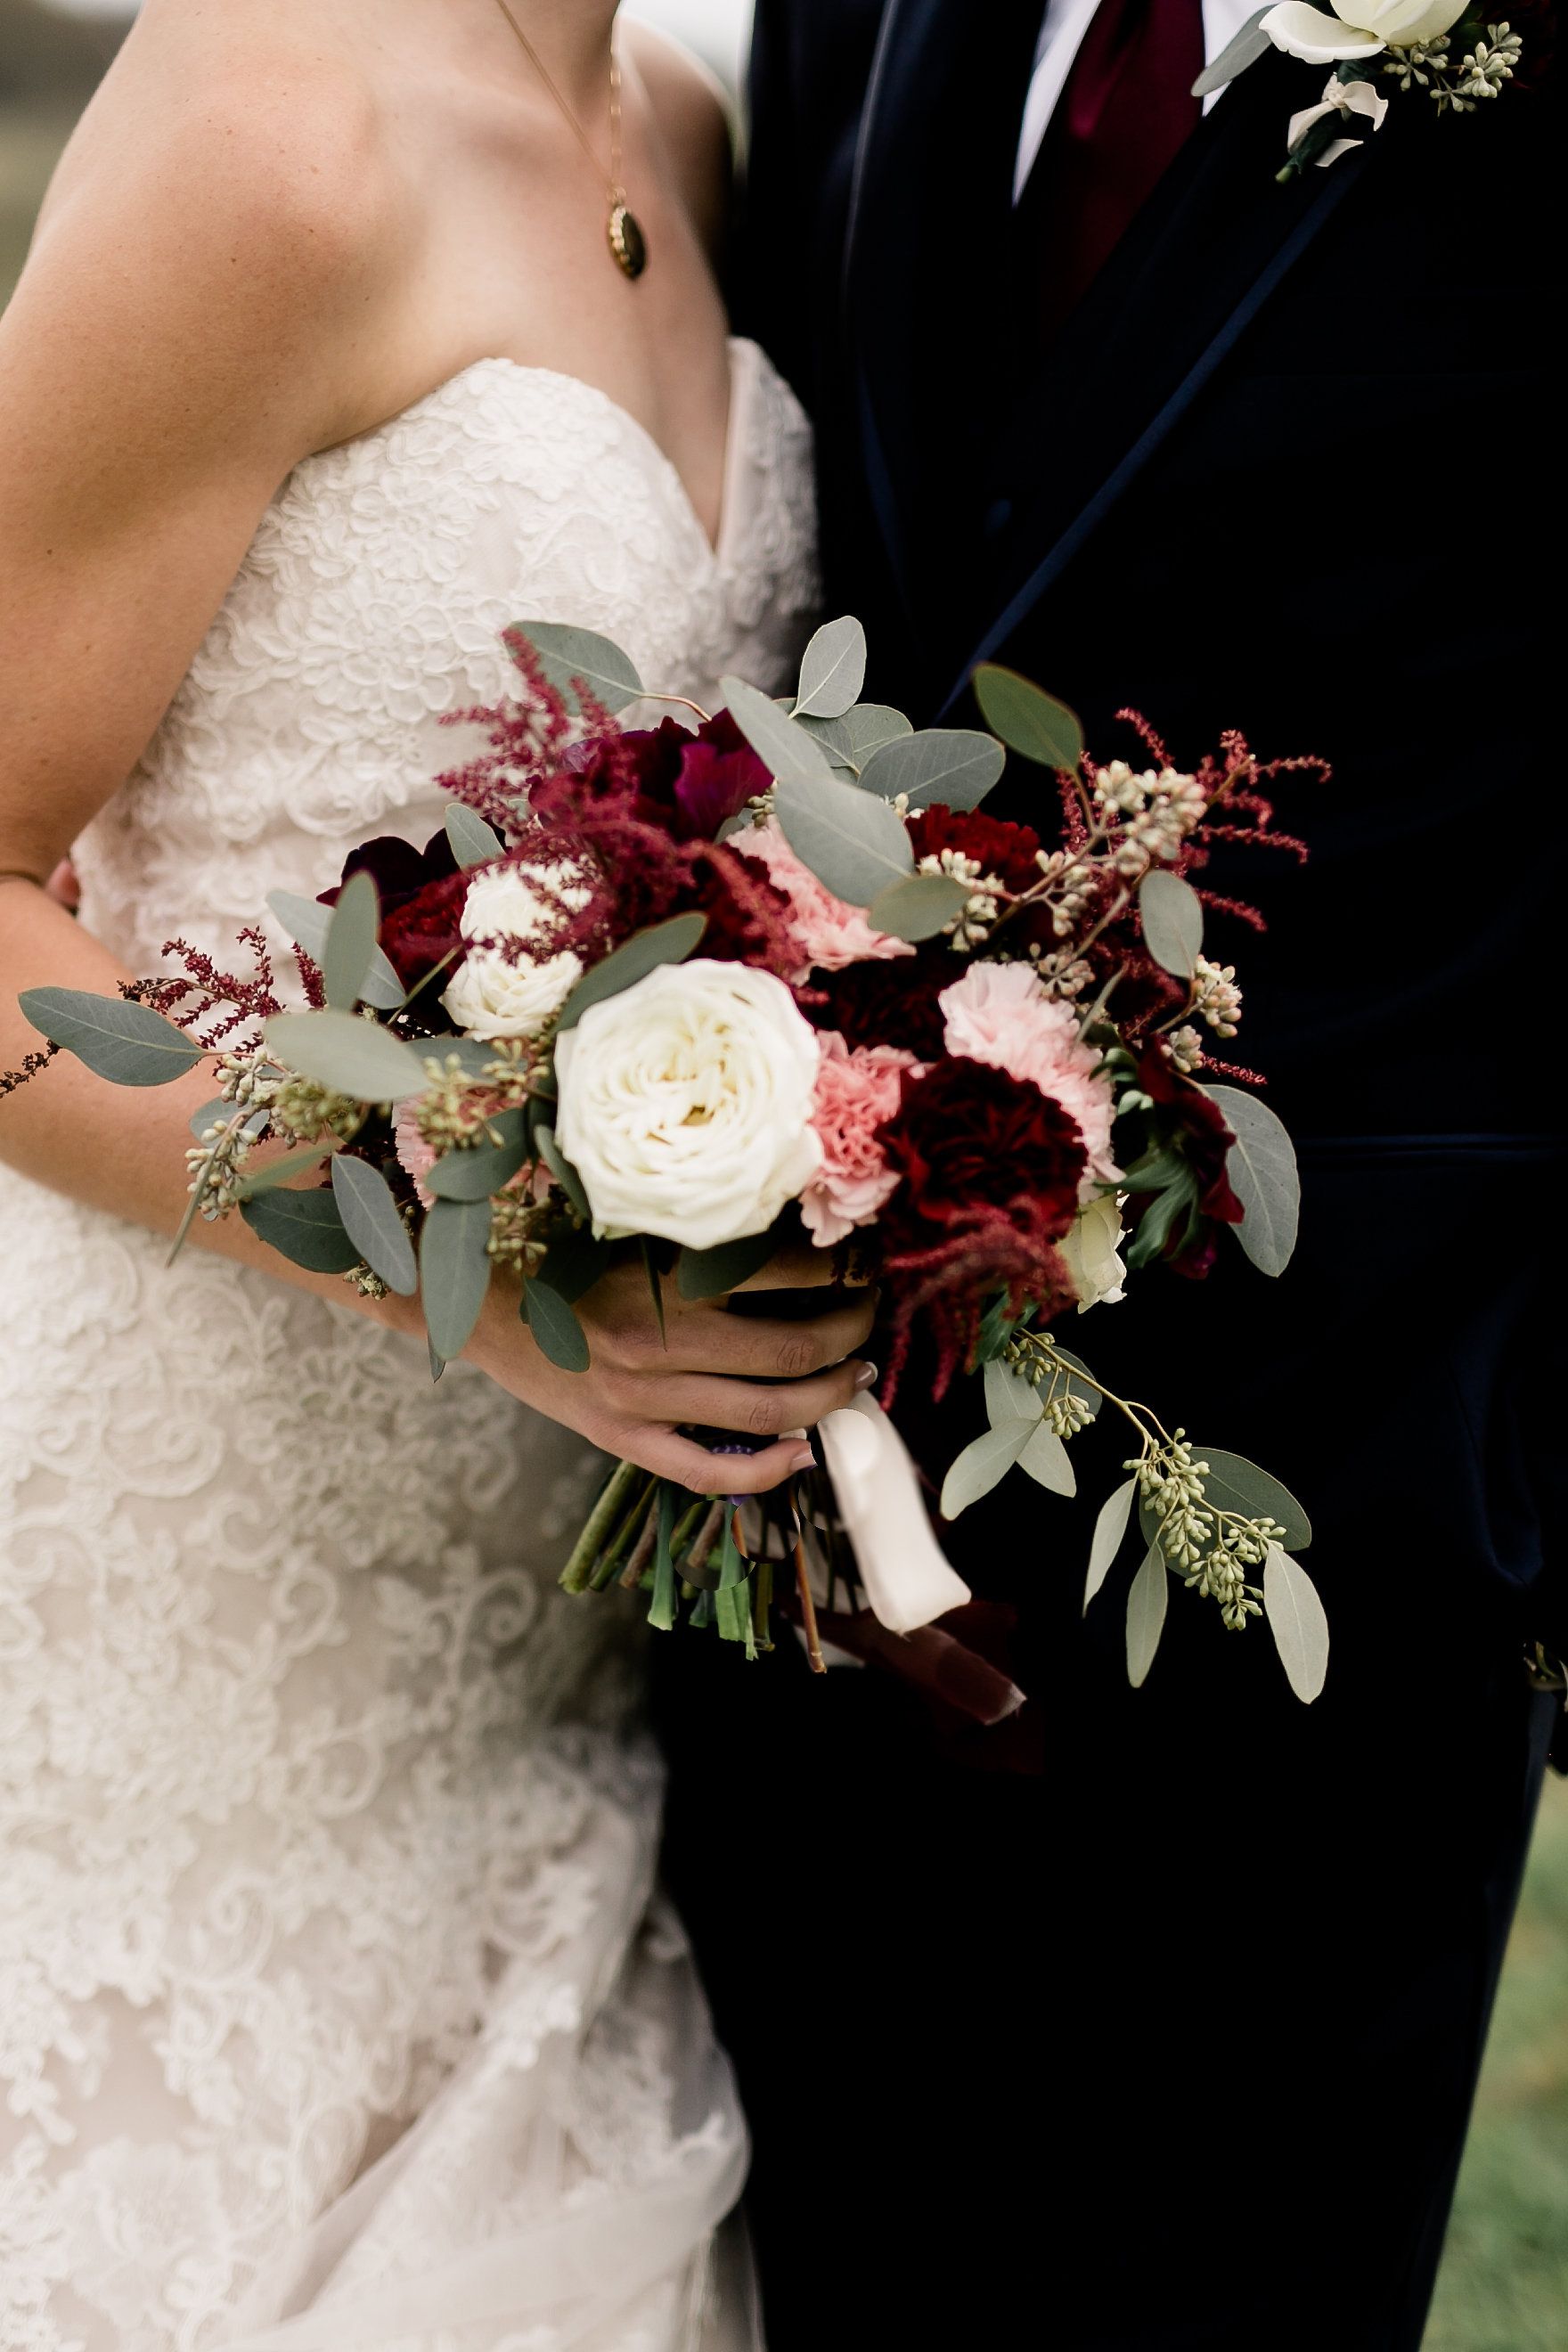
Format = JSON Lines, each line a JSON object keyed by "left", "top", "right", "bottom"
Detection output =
{"left": 0, "top": 1040, "right": 61, "bottom": 1098}
{"left": 157, "top": 926, "right": 284, "bottom": 1050}
{"left": 437, "top": 635, "right": 616, "bottom": 843}
{"left": 878, "top": 1207, "right": 1079, "bottom": 1408}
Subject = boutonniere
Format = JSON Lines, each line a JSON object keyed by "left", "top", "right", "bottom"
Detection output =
{"left": 1196, "top": 1, "right": 1530, "bottom": 179}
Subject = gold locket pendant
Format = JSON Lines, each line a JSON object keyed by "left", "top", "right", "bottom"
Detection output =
{"left": 608, "top": 201, "right": 648, "bottom": 281}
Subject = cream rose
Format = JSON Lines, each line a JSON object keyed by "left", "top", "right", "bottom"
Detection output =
{"left": 552, "top": 958, "right": 824, "bottom": 1250}
{"left": 440, "top": 862, "right": 591, "bottom": 1041}
{"left": 1058, "top": 1193, "right": 1128, "bottom": 1315}
{"left": 1261, "top": 0, "right": 1466, "bottom": 63}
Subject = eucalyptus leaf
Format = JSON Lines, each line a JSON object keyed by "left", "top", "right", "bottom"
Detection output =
{"left": 795, "top": 617, "right": 868, "bottom": 720}
{"left": 263, "top": 1009, "right": 430, "bottom": 1102}
{"left": 535, "top": 1223, "right": 613, "bottom": 1304}
{"left": 1084, "top": 1478, "right": 1137, "bottom": 1613}
{"left": 984, "top": 1358, "right": 1041, "bottom": 1428}
{"left": 641, "top": 1237, "right": 668, "bottom": 1346}
{"left": 1139, "top": 870, "right": 1205, "bottom": 978}
{"left": 266, "top": 890, "right": 404, "bottom": 1010}
{"left": 444, "top": 804, "right": 503, "bottom": 870}
{"left": 1125, "top": 1544, "right": 1169, "bottom": 1687}
{"left": 233, "top": 1146, "right": 334, "bottom": 1198}
{"left": 1202, "top": 1082, "right": 1301, "bottom": 1278}
{"left": 420, "top": 1196, "right": 493, "bottom": 1363}
{"left": 425, "top": 1110, "right": 528, "bottom": 1202}
{"left": 1194, "top": 6, "right": 1271, "bottom": 95}
{"left": 431, "top": 1036, "right": 506, "bottom": 1080}
{"left": 795, "top": 712, "right": 855, "bottom": 768}
{"left": 514, "top": 621, "right": 644, "bottom": 714}
{"left": 534, "top": 1123, "right": 590, "bottom": 1219}
{"left": 720, "top": 674, "right": 836, "bottom": 781}
{"left": 773, "top": 773, "right": 913, "bottom": 908}
{"left": 320, "top": 870, "right": 378, "bottom": 1010}
{"left": 331, "top": 1154, "right": 418, "bottom": 1294}
{"left": 523, "top": 1279, "right": 592, "bottom": 1372}
{"left": 677, "top": 1226, "right": 781, "bottom": 1302}
{"left": 20, "top": 987, "right": 205, "bottom": 1087}
{"left": 1263, "top": 1544, "right": 1330, "bottom": 1703}
{"left": 189, "top": 1097, "right": 233, "bottom": 1139}
{"left": 241, "top": 1187, "right": 360, "bottom": 1275}
{"left": 555, "top": 912, "right": 707, "bottom": 1031}
{"left": 865, "top": 871, "right": 971, "bottom": 942}
{"left": 1018, "top": 1420, "right": 1076, "bottom": 1497}
{"left": 839, "top": 703, "right": 913, "bottom": 765}
{"left": 859, "top": 728, "right": 1005, "bottom": 812}
{"left": 1193, "top": 1446, "right": 1313, "bottom": 1549}
{"left": 972, "top": 665, "right": 1085, "bottom": 771}
{"left": 939, "top": 1421, "right": 1033, "bottom": 1519}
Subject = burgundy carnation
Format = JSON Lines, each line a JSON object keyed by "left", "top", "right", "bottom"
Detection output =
{"left": 813, "top": 945, "right": 953, "bottom": 1062}
{"left": 578, "top": 712, "right": 769, "bottom": 843}
{"left": 905, "top": 806, "right": 1043, "bottom": 894}
{"left": 880, "top": 1058, "right": 1086, "bottom": 1249}
{"left": 319, "top": 830, "right": 466, "bottom": 992}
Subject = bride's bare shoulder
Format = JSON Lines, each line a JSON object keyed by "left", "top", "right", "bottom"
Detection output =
{"left": 623, "top": 20, "right": 734, "bottom": 259}
{"left": 15, "top": 0, "right": 412, "bottom": 453}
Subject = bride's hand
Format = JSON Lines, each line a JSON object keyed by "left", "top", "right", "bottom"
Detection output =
{"left": 465, "top": 1247, "right": 878, "bottom": 1494}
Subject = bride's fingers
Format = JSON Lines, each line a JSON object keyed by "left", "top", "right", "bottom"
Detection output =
{"left": 608, "top": 1357, "right": 875, "bottom": 1440}
{"left": 640, "top": 1425, "right": 818, "bottom": 1497}
{"left": 728, "top": 1243, "right": 839, "bottom": 1294}
{"left": 622, "top": 1292, "right": 877, "bottom": 1379}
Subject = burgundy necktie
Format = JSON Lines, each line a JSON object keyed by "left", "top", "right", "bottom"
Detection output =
{"left": 1021, "top": 0, "right": 1205, "bottom": 346}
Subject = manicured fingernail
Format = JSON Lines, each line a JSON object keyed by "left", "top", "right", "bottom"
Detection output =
{"left": 853, "top": 1361, "right": 878, "bottom": 1392}
{"left": 788, "top": 1446, "right": 816, "bottom": 1471}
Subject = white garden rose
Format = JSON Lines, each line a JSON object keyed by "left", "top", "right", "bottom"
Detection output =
{"left": 1261, "top": 0, "right": 1466, "bottom": 64}
{"left": 553, "top": 958, "right": 824, "bottom": 1250}
{"left": 441, "top": 862, "right": 591, "bottom": 1041}
{"left": 1058, "top": 1192, "right": 1128, "bottom": 1314}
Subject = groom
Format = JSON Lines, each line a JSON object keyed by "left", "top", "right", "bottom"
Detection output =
{"left": 657, "top": 4, "right": 1561, "bottom": 2345}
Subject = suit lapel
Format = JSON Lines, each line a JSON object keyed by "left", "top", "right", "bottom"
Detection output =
{"left": 935, "top": 48, "right": 1373, "bottom": 710}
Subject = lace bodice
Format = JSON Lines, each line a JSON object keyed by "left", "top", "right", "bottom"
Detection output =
{"left": 75, "top": 339, "right": 817, "bottom": 976}
{"left": 0, "top": 339, "right": 815, "bottom": 2352}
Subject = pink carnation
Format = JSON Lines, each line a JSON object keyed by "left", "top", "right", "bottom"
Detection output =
{"left": 393, "top": 1103, "right": 438, "bottom": 1210}
{"left": 801, "top": 1032, "right": 919, "bottom": 1247}
{"left": 938, "top": 961, "right": 1120, "bottom": 1195}
{"left": 732, "top": 817, "right": 914, "bottom": 977}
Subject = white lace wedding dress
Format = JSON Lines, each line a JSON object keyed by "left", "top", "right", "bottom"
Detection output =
{"left": 0, "top": 339, "right": 817, "bottom": 2352}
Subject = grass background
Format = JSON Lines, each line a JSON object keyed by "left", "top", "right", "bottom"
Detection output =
{"left": 3, "top": 5, "right": 1565, "bottom": 2340}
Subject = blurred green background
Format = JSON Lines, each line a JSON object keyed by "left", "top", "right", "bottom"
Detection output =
{"left": 3, "top": 5, "right": 1564, "bottom": 2341}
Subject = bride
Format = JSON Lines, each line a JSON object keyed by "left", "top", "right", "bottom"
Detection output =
{"left": 0, "top": 3, "right": 868, "bottom": 2343}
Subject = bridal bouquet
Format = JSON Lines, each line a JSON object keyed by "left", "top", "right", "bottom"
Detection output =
{"left": 17, "top": 617, "right": 1331, "bottom": 1705}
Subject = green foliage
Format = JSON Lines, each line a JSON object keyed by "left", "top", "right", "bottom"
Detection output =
{"left": 514, "top": 621, "right": 644, "bottom": 714}
{"left": 425, "top": 1110, "right": 528, "bottom": 1201}
{"left": 1084, "top": 1479, "right": 1137, "bottom": 1613}
{"left": 1139, "top": 870, "right": 1205, "bottom": 978}
{"left": 444, "top": 804, "right": 503, "bottom": 870}
{"left": 676, "top": 1225, "right": 780, "bottom": 1302}
{"left": 1203, "top": 1082, "right": 1301, "bottom": 1278}
{"left": 1125, "top": 1543, "right": 1169, "bottom": 1686}
{"left": 263, "top": 1010, "right": 428, "bottom": 1102}
{"left": 20, "top": 987, "right": 205, "bottom": 1086}
{"left": 971, "top": 664, "right": 1084, "bottom": 771}
{"left": 330, "top": 1154, "right": 417, "bottom": 1294}
{"left": 794, "top": 617, "right": 868, "bottom": 719}
{"left": 321, "top": 870, "right": 380, "bottom": 1010}
{"left": 265, "top": 890, "right": 403, "bottom": 1009}
{"left": 773, "top": 772, "right": 912, "bottom": 907}
{"left": 523, "top": 1278, "right": 591, "bottom": 1371}
{"left": 720, "top": 674, "right": 835, "bottom": 780}
{"left": 241, "top": 1186, "right": 360, "bottom": 1274}
{"left": 555, "top": 912, "right": 706, "bottom": 1031}
{"left": 419, "top": 1196, "right": 492, "bottom": 1363}
{"left": 864, "top": 870, "right": 971, "bottom": 941}
{"left": 858, "top": 727, "right": 1004, "bottom": 811}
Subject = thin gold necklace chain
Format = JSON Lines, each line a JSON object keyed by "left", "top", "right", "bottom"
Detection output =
{"left": 489, "top": 0, "right": 625, "bottom": 206}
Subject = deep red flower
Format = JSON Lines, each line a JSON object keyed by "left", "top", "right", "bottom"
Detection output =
{"left": 576, "top": 712, "right": 769, "bottom": 844}
{"left": 880, "top": 1058, "right": 1086, "bottom": 1250}
{"left": 318, "top": 831, "right": 466, "bottom": 993}
{"left": 905, "top": 806, "right": 1044, "bottom": 894}
{"left": 812, "top": 945, "right": 953, "bottom": 1062}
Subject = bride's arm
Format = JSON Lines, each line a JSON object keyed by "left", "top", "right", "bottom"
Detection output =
{"left": 0, "top": 44, "right": 871, "bottom": 1494}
